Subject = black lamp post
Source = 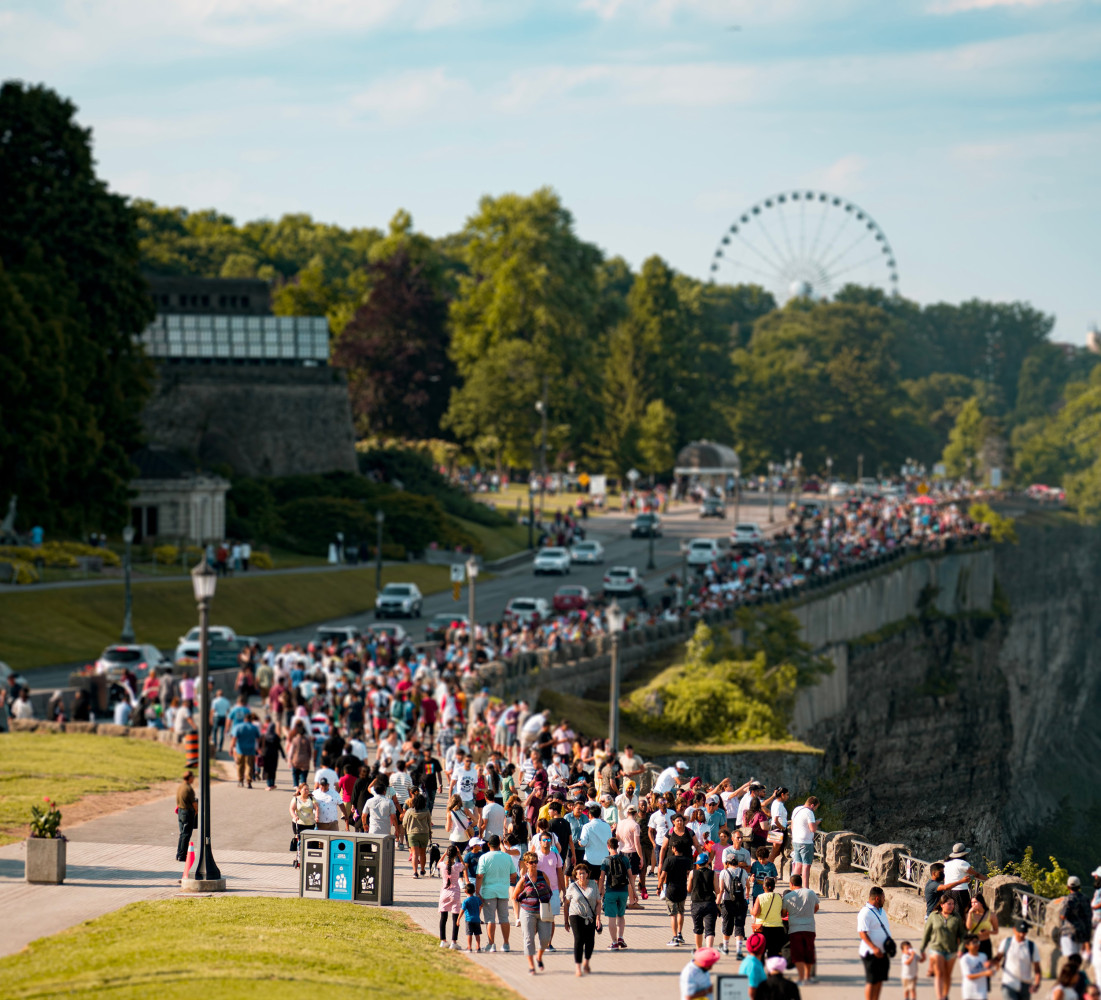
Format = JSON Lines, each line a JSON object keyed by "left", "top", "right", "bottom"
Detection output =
{"left": 120, "top": 524, "right": 135, "bottom": 643}
{"left": 528, "top": 482, "right": 536, "bottom": 550}
{"left": 186, "top": 558, "right": 225, "bottom": 890}
{"left": 375, "top": 509, "right": 385, "bottom": 593}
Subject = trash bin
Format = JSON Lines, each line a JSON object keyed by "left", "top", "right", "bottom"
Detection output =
{"left": 328, "top": 837, "right": 354, "bottom": 901}
{"left": 300, "top": 833, "right": 330, "bottom": 899}
{"left": 353, "top": 835, "right": 394, "bottom": 906}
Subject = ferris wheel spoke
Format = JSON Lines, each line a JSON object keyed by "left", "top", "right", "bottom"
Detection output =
{"left": 799, "top": 200, "right": 807, "bottom": 259}
{"left": 734, "top": 232, "right": 785, "bottom": 276}
{"left": 775, "top": 204, "right": 797, "bottom": 261}
{"left": 825, "top": 249, "right": 888, "bottom": 284}
{"left": 750, "top": 220, "right": 791, "bottom": 278}
{"left": 720, "top": 255, "right": 778, "bottom": 283}
{"left": 806, "top": 203, "right": 832, "bottom": 263}
{"left": 820, "top": 229, "right": 874, "bottom": 280}
{"left": 815, "top": 211, "right": 857, "bottom": 266}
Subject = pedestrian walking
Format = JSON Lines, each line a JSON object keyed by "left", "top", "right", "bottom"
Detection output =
{"left": 751, "top": 875, "right": 788, "bottom": 958}
{"left": 477, "top": 835, "right": 515, "bottom": 953}
{"left": 288, "top": 783, "right": 316, "bottom": 869}
{"left": 688, "top": 850, "right": 721, "bottom": 950}
{"left": 258, "top": 719, "right": 284, "bottom": 790}
{"left": 512, "top": 850, "right": 553, "bottom": 974}
{"left": 175, "top": 771, "right": 196, "bottom": 872}
{"left": 437, "top": 844, "right": 466, "bottom": 950}
{"left": 402, "top": 793, "right": 432, "bottom": 878}
{"left": 789, "top": 796, "right": 819, "bottom": 886}
{"left": 287, "top": 721, "right": 313, "bottom": 788}
{"left": 312, "top": 777, "right": 341, "bottom": 831}
{"left": 782, "top": 873, "right": 820, "bottom": 984}
{"left": 1060, "top": 876, "right": 1093, "bottom": 958}
{"left": 858, "top": 886, "right": 893, "bottom": 1000}
{"left": 229, "top": 711, "right": 260, "bottom": 788}
{"left": 739, "top": 931, "right": 769, "bottom": 993}
{"left": 563, "top": 861, "right": 602, "bottom": 976}
{"left": 718, "top": 847, "right": 750, "bottom": 957}
{"left": 756, "top": 955, "right": 802, "bottom": 999}
{"left": 920, "top": 892, "right": 965, "bottom": 1000}
{"left": 680, "top": 947, "right": 721, "bottom": 1000}
{"left": 599, "top": 835, "right": 632, "bottom": 950}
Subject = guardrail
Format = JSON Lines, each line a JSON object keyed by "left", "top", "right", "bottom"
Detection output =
{"left": 850, "top": 839, "right": 874, "bottom": 872}
{"left": 1012, "top": 888, "right": 1048, "bottom": 929}
{"left": 898, "top": 852, "right": 930, "bottom": 889}
{"left": 813, "top": 831, "right": 826, "bottom": 861}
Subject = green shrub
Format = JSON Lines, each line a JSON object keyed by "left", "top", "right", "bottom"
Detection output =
{"left": 153, "top": 545, "right": 179, "bottom": 565}
{"left": 0, "top": 558, "right": 39, "bottom": 584}
{"left": 986, "top": 846, "right": 1068, "bottom": 898}
{"left": 249, "top": 551, "right": 274, "bottom": 570}
{"left": 969, "top": 502, "right": 1018, "bottom": 544}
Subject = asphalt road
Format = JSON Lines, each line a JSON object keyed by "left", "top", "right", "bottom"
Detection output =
{"left": 27, "top": 495, "right": 792, "bottom": 691}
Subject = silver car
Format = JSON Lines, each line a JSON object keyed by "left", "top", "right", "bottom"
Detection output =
{"left": 569, "top": 540, "right": 605, "bottom": 564}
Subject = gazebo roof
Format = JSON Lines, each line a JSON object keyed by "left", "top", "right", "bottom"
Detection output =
{"left": 674, "top": 440, "right": 740, "bottom": 475}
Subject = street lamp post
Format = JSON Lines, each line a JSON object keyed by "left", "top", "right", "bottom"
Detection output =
{"left": 826, "top": 456, "right": 834, "bottom": 516}
{"left": 375, "top": 509, "right": 384, "bottom": 593}
{"left": 733, "top": 464, "right": 742, "bottom": 524}
{"left": 767, "top": 462, "right": 775, "bottom": 523}
{"left": 857, "top": 453, "right": 864, "bottom": 485}
{"left": 535, "top": 382, "right": 548, "bottom": 519}
{"left": 606, "top": 600, "right": 625, "bottom": 755}
{"left": 185, "top": 558, "right": 225, "bottom": 891}
{"left": 528, "top": 481, "right": 536, "bottom": 550}
{"left": 120, "top": 524, "right": 135, "bottom": 643}
{"left": 466, "top": 557, "right": 478, "bottom": 630}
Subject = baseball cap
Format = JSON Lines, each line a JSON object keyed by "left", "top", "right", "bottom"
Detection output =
{"left": 469, "top": 837, "right": 486, "bottom": 847}
{"left": 1015, "top": 921, "right": 1029, "bottom": 933}
{"left": 695, "top": 852, "right": 710, "bottom": 866}
{"left": 1067, "top": 875, "right": 1081, "bottom": 888}
{"left": 706, "top": 794, "right": 721, "bottom": 805}
{"left": 627, "top": 805, "right": 638, "bottom": 814}
{"left": 318, "top": 777, "right": 329, "bottom": 785}
{"left": 676, "top": 760, "right": 690, "bottom": 771}
{"left": 694, "top": 947, "right": 721, "bottom": 970}
{"left": 1092, "top": 867, "right": 1101, "bottom": 879}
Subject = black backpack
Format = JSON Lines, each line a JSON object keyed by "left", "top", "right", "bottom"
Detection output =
{"left": 606, "top": 854, "right": 629, "bottom": 891}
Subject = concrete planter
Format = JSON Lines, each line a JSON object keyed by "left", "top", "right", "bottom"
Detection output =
{"left": 26, "top": 837, "right": 66, "bottom": 884}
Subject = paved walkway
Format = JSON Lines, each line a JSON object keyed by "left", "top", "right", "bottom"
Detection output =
{"left": 0, "top": 759, "right": 898, "bottom": 999}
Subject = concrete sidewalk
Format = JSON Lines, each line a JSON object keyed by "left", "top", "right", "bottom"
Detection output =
{"left": 0, "top": 759, "right": 898, "bottom": 1000}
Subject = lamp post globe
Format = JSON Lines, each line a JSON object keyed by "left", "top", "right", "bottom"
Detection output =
{"left": 184, "top": 557, "right": 225, "bottom": 891}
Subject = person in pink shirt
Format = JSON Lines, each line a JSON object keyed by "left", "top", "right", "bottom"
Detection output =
{"left": 614, "top": 803, "right": 644, "bottom": 907}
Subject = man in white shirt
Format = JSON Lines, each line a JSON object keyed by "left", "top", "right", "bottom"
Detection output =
{"left": 579, "top": 805, "right": 613, "bottom": 867}
{"left": 790, "top": 795, "right": 820, "bottom": 884}
{"left": 654, "top": 760, "right": 689, "bottom": 794}
{"left": 363, "top": 781, "right": 397, "bottom": 837}
{"left": 519, "top": 710, "right": 545, "bottom": 757}
{"left": 375, "top": 728, "right": 400, "bottom": 773}
{"left": 648, "top": 800, "right": 672, "bottom": 873}
{"left": 450, "top": 752, "right": 478, "bottom": 809}
{"left": 314, "top": 762, "right": 339, "bottom": 791}
{"left": 312, "top": 777, "right": 342, "bottom": 830}
{"left": 997, "top": 922, "right": 1041, "bottom": 1000}
{"left": 857, "top": 886, "right": 892, "bottom": 1000}
{"left": 619, "top": 744, "right": 645, "bottom": 785}
{"left": 767, "top": 787, "right": 790, "bottom": 865}
{"left": 481, "top": 798, "right": 506, "bottom": 841}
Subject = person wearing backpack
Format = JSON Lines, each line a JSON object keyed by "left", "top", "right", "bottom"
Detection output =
{"left": 995, "top": 921, "right": 1041, "bottom": 1000}
{"left": 718, "top": 848, "right": 750, "bottom": 957}
{"left": 599, "top": 835, "right": 632, "bottom": 950}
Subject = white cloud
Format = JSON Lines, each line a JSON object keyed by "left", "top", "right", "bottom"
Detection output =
{"left": 927, "top": 0, "right": 1071, "bottom": 13}
{"left": 350, "top": 68, "right": 474, "bottom": 122}
{"left": 815, "top": 154, "right": 869, "bottom": 192}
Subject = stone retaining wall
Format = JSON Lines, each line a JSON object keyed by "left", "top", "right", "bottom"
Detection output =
{"left": 6, "top": 717, "right": 190, "bottom": 750}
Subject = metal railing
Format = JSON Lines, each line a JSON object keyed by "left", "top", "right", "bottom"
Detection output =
{"left": 1012, "top": 888, "right": 1047, "bottom": 929}
{"left": 850, "top": 839, "right": 874, "bottom": 873}
{"left": 813, "top": 831, "right": 826, "bottom": 861}
{"left": 898, "top": 852, "right": 931, "bottom": 889}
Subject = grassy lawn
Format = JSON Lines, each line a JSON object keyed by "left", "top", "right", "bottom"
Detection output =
{"left": 452, "top": 517, "right": 532, "bottom": 562}
{"left": 0, "top": 897, "right": 520, "bottom": 1000}
{"left": 4, "top": 565, "right": 450, "bottom": 673}
{"left": 0, "top": 732, "right": 184, "bottom": 846}
{"left": 480, "top": 483, "right": 611, "bottom": 517}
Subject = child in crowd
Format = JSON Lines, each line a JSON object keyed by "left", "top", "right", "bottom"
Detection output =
{"left": 899, "top": 940, "right": 917, "bottom": 1000}
{"left": 959, "top": 934, "right": 994, "bottom": 1000}
{"left": 462, "top": 882, "right": 483, "bottom": 952}
{"left": 750, "top": 847, "right": 777, "bottom": 902}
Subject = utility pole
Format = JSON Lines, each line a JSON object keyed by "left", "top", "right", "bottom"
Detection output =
{"left": 537, "top": 375, "right": 548, "bottom": 520}
{"left": 857, "top": 453, "right": 864, "bottom": 485}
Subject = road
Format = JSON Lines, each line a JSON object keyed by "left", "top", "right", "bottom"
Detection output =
{"left": 27, "top": 495, "right": 792, "bottom": 692}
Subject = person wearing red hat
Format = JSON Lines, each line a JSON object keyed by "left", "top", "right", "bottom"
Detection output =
{"left": 739, "top": 932, "right": 769, "bottom": 996}
{"left": 681, "top": 946, "right": 721, "bottom": 1000}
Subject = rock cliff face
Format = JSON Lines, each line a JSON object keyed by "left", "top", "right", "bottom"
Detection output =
{"left": 142, "top": 363, "right": 357, "bottom": 477}
{"left": 811, "top": 519, "right": 1101, "bottom": 864}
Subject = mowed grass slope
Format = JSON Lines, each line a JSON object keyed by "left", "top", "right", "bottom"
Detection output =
{"left": 2, "top": 565, "right": 450, "bottom": 672}
{"left": 0, "top": 897, "right": 521, "bottom": 1000}
{"left": 0, "top": 732, "right": 184, "bottom": 844}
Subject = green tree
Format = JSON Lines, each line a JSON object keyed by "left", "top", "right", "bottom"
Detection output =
{"left": 942, "top": 395, "right": 1003, "bottom": 480}
{"left": 637, "top": 400, "right": 677, "bottom": 477}
{"left": 445, "top": 188, "right": 603, "bottom": 465}
{"left": 0, "top": 82, "right": 153, "bottom": 534}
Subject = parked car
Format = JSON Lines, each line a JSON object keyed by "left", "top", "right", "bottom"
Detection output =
{"left": 533, "top": 546, "right": 572, "bottom": 575}
{"left": 375, "top": 582, "right": 423, "bottom": 618}
{"left": 803, "top": 478, "right": 821, "bottom": 493}
{"left": 314, "top": 624, "right": 361, "bottom": 648}
{"left": 630, "top": 513, "right": 663, "bottom": 538}
{"left": 174, "top": 625, "right": 236, "bottom": 666}
{"left": 686, "top": 538, "right": 722, "bottom": 567}
{"left": 94, "top": 643, "right": 173, "bottom": 679}
{"left": 504, "top": 597, "right": 550, "bottom": 627}
{"left": 827, "top": 481, "right": 852, "bottom": 499}
{"left": 858, "top": 477, "right": 880, "bottom": 496}
{"left": 603, "top": 565, "right": 643, "bottom": 597}
{"left": 569, "top": 540, "right": 605, "bottom": 564}
{"left": 731, "top": 523, "right": 764, "bottom": 544}
{"left": 425, "top": 613, "right": 470, "bottom": 643}
{"left": 699, "top": 497, "right": 726, "bottom": 518}
{"left": 553, "top": 584, "right": 591, "bottom": 613}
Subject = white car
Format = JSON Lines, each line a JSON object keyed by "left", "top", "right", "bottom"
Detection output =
{"left": 569, "top": 540, "right": 605, "bottom": 564}
{"left": 533, "top": 547, "right": 571, "bottom": 575}
{"left": 375, "top": 582, "right": 423, "bottom": 618}
{"left": 603, "top": 565, "right": 642, "bottom": 597}
{"left": 504, "top": 597, "right": 551, "bottom": 626}
{"left": 174, "top": 625, "right": 236, "bottom": 666}
{"left": 827, "top": 481, "right": 852, "bottom": 498}
{"left": 731, "top": 523, "right": 765, "bottom": 545}
{"left": 95, "top": 643, "right": 173, "bottom": 679}
{"left": 686, "top": 538, "right": 721, "bottom": 567}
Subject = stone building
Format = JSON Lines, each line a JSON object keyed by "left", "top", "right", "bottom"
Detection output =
{"left": 128, "top": 447, "right": 229, "bottom": 544}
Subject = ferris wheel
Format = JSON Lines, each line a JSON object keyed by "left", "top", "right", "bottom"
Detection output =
{"left": 708, "top": 190, "right": 899, "bottom": 302}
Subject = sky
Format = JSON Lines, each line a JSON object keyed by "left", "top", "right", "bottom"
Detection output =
{"left": 2, "top": 0, "right": 1099, "bottom": 340}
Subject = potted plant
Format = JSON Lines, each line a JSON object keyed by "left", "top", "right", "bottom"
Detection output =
{"left": 26, "top": 797, "right": 66, "bottom": 884}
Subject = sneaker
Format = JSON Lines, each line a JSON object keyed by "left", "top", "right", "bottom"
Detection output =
{"left": 501, "top": 943, "right": 510, "bottom": 953}
{"left": 618, "top": 938, "right": 627, "bottom": 949}
{"left": 607, "top": 942, "right": 619, "bottom": 951}
{"left": 667, "top": 938, "right": 680, "bottom": 947}
{"left": 720, "top": 943, "right": 729, "bottom": 955}
{"left": 484, "top": 943, "right": 496, "bottom": 953}
{"left": 640, "top": 890, "right": 649, "bottom": 900}
{"left": 450, "top": 942, "right": 461, "bottom": 950}
{"left": 439, "top": 940, "right": 448, "bottom": 948}
{"left": 546, "top": 945, "right": 556, "bottom": 953}
{"left": 736, "top": 950, "right": 745, "bottom": 960}
{"left": 676, "top": 934, "right": 686, "bottom": 945}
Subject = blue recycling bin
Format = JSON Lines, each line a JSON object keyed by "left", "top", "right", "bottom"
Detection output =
{"left": 328, "top": 838, "right": 354, "bottom": 901}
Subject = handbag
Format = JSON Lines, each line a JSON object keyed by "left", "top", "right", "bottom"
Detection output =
{"left": 289, "top": 836, "right": 299, "bottom": 852}
{"left": 526, "top": 875, "right": 553, "bottom": 922}
{"left": 767, "top": 829, "right": 785, "bottom": 845}
{"left": 753, "top": 893, "right": 779, "bottom": 932}
{"left": 871, "top": 906, "right": 897, "bottom": 958}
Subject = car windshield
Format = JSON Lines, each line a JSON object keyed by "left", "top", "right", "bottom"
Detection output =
{"left": 736, "top": 524, "right": 756, "bottom": 532}
{"left": 558, "top": 587, "right": 583, "bottom": 596}
{"left": 574, "top": 542, "right": 596, "bottom": 550}
{"left": 511, "top": 600, "right": 536, "bottom": 611}
{"left": 382, "top": 585, "right": 411, "bottom": 596}
{"left": 690, "top": 541, "right": 712, "bottom": 549}
{"left": 431, "top": 614, "right": 464, "bottom": 625}
{"left": 541, "top": 548, "right": 567, "bottom": 557}
{"left": 609, "top": 569, "right": 630, "bottom": 577}
{"left": 104, "top": 648, "right": 142, "bottom": 663}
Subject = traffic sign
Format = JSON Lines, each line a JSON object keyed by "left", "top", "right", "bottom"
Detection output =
{"left": 449, "top": 563, "right": 465, "bottom": 583}
{"left": 917, "top": 482, "right": 929, "bottom": 495}
{"left": 451, "top": 582, "right": 461, "bottom": 601}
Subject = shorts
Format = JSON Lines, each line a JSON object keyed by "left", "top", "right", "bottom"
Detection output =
{"left": 624, "top": 852, "right": 641, "bottom": 875}
{"left": 549, "top": 888, "right": 561, "bottom": 916}
{"left": 602, "top": 889, "right": 628, "bottom": 918}
{"left": 691, "top": 901, "right": 719, "bottom": 936}
{"left": 409, "top": 834, "right": 430, "bottom": 849}
{"left": 925, "top": 950, "right": 952, "bottom": 960}
{"left": 465, "top": 920, "right": 482, "bottom": 936}
{"left": 792, "top": 842, "right": 814, "bottom": 865}
{"left": 788, "top": 931, "right": 816, "bottom": 964}
{"left": 721, "top": 898, "right": 747, "bottom": 938}
{"left": 481, "top": 896, "right": 510, "bottom": 924}
{"left": 461, "top": 798, "right": 475, "bottom": 810}
{"left": 862, "top": 953, "right": 890, "bottom": 984}
{"left": 665, "top": 898, "right": 686, "bottom": 916}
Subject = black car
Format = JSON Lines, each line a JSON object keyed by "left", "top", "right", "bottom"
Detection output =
{"left": 700, "top": 497, "right": 726, "bottom": 519}
{"left": 630, "top": 513, "right": 663, "bottom": 538}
